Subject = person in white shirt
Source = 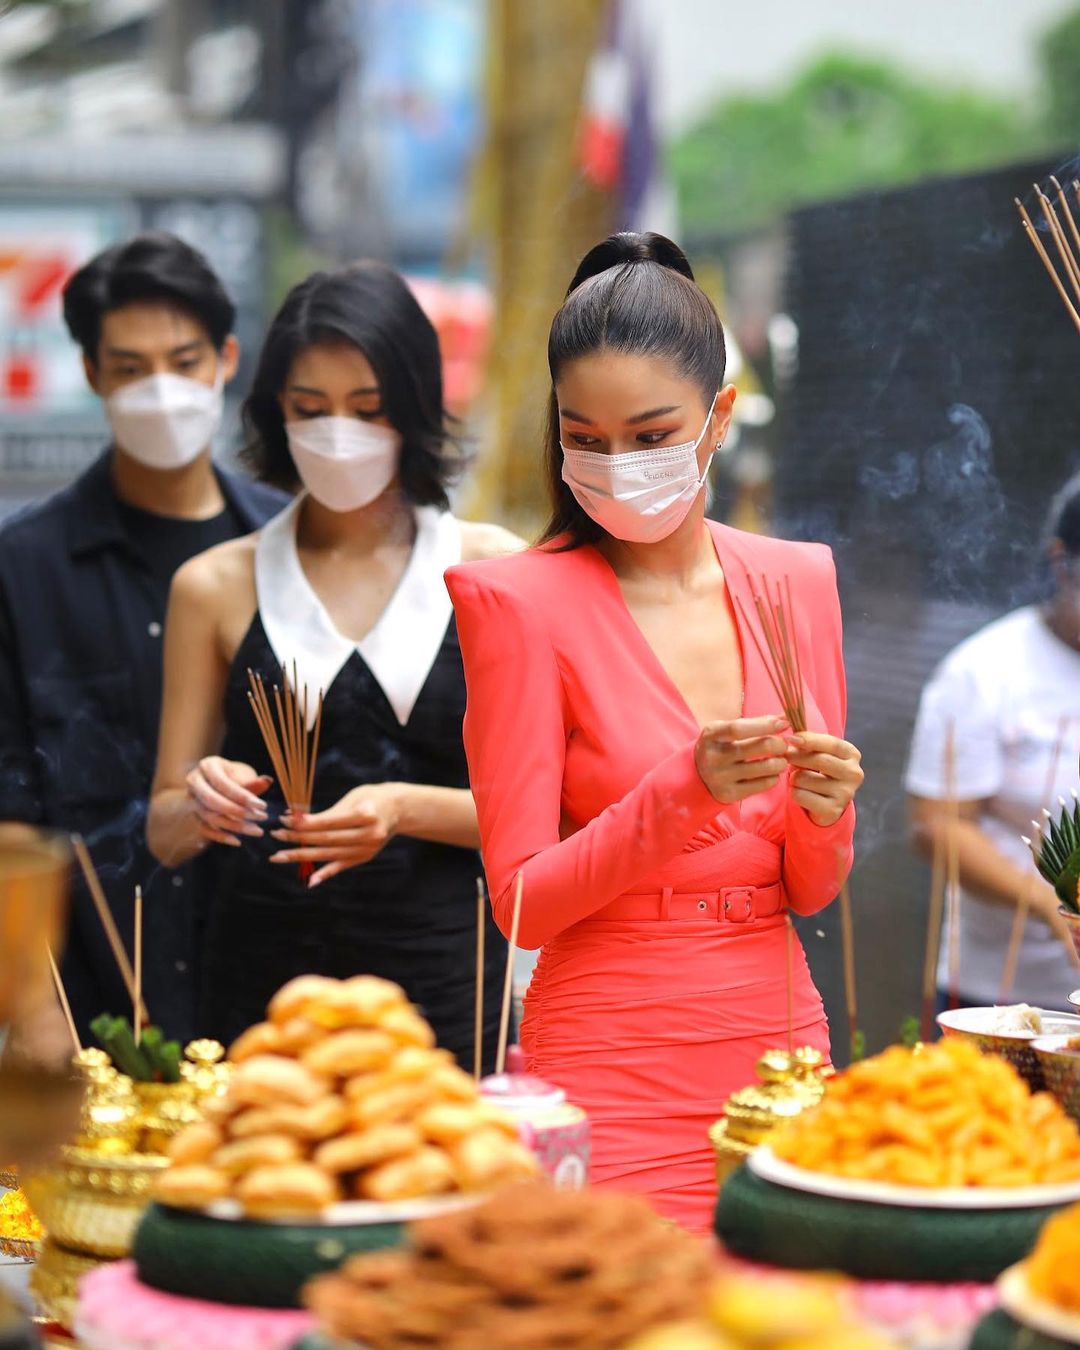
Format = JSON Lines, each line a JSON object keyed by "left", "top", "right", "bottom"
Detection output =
{"left": 906, "top": 471, "right": 1080, "bottom": 1009}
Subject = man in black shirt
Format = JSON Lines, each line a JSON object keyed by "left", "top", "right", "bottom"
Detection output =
{"left": 0, "top": 233, "right": 286, "bottom": 1042}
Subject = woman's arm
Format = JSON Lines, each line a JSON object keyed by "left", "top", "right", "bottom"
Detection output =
{"left": 446, "top": 566, "right": 792, "bottom": 948}
{"left": 147, "top": 554, "right": 267, "bottom": 866}
{"left": 908, "top": 794, "right": 1072, "bottom": 947}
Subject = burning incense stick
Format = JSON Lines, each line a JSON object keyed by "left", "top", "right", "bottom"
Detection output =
{"left": 1016, "top": 186, "right": 1080, "bottom": 336}
{"left": 46, "top": 945, "right": 80, "bottom": 1054}
{"left": 495, "top": 873, "right": 523, "bottom": 1075}
{"left": 1002, "top": 714, "right": 1071, "bottom": 997}
{"left": 737, "top": 572, "right": 807, "bottom": 733}
{"left": 247, "top": 666, "right": 324, "bottom": 882}
{"left": 134, "top": 885, "right": 143, "bottom": 1046}
{"left": 474, "top": 877, "right": 487, "bottom": 1082}
{"left": 71, "top": 834, "right": 148, "bottom": 1024}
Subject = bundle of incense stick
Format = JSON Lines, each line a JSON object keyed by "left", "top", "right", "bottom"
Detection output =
{"left": 838, "top": 872, "right": 860, "bottom": 1061}
{"left": 1016, "top": 179, "right": 1080, "bottom": 337}
{"left": 738, "top": 573, "right": 807, "bottom": 733}
{"left": 247, "top": 665, "right": 324, "bottom": 882}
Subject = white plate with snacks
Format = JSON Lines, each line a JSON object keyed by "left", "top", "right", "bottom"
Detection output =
{"left": 998, "top": 1261, "right": 1080, "bottom": 1342}
{"left": 195, "top": 1192, "right": 484, "bottom": 1226}
{"left": 750, "top": 1146, "right": 1080, "bottom": 1210}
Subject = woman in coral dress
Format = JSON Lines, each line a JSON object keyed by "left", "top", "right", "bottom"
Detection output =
{"left": 445, "top": 232, "right": 865, "bottom": 1232}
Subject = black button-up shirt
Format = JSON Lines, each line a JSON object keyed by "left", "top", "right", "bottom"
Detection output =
{"left": 0, "top": 451, "right": 287, "bottom": 1041}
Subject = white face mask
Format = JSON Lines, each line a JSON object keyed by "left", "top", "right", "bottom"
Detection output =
{"left": 106, "top": 370, "right": 224, "bottom": 470}
{"left": 560, "top": 394, "right": 718, "bottom": 543}
{"left": 286, "top": 416, "right": 401, "bottom": 512}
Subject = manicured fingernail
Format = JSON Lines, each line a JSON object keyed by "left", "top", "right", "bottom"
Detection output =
{"left": 308, "top": 875, "right": 325, "bottom": 889}
{"left": 270, "top": 830, "right": 289, "bottom": 841}
{"left": 268, "top": 853, "right": 288, "bottom": 864}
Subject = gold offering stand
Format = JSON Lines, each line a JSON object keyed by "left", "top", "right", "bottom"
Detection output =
{"left": 25, "top": 1039, "right": 230, "bottom": 1331}
{"left": 709, "top": 1046, "right": 829, "bottom": 1188}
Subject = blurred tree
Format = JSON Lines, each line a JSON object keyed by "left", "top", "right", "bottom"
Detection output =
{"left": 1038, "top": 4, "right": 1080, "bottom": 147}
{"left": 672, "top": 53, "right": 1044, "bottom": 236}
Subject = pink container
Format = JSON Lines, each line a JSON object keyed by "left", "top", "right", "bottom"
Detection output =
{"left": 480, "top": 1056, "right": 590, "bottom": 1190}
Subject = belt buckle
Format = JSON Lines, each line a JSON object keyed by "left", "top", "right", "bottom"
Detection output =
{"left": 722, "top": 887, "right": 755, "bottom": 923}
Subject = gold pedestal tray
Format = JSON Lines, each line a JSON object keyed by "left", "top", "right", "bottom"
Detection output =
{"left": 30, "top": 1238, "right": 103, "bottom": 1332}
{"left": 22, "top": 1146, "right": 169, "bottom": 1260}
{"left": 710, "top": 1046, "right": 829, "bottom": 1189}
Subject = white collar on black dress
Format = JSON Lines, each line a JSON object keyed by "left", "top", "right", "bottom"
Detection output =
{"left": 254, "top": 494, "right": 461, "bottom": 727}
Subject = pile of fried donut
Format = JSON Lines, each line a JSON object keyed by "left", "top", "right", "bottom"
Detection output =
{"left": 303, "top": 1182, "right": 713, "bottom": 1349}
{"left": 154, "top": 975, "right": 538, "bottom": 1219}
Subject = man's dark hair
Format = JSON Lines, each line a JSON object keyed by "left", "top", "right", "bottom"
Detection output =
{"left": 62, "top": 232, "right": 236, "bottom": 362}
{"left": 241, "top": 261, "right": 462, "bottom": 508}
{"left": 1047, "top": 469, "right": 1080, "bottom": 556}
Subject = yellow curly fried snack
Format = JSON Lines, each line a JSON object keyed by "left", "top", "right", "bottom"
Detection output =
{"left": 212, "top": 1133, "right": 303, "bottom": 1176}
{"left": 1027, "top": 1202, "right": 1080, "bottom": 1311}
{"left": 377, "top": 1003, "right": 437, "bottom": 1049}
{"left": 772, "top": 1039, "right": 1080, "bottom": 1187}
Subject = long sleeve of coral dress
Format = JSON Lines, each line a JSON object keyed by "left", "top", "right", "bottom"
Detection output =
{"left": 445, "top": 521, "right": 854, "bottom": 1232}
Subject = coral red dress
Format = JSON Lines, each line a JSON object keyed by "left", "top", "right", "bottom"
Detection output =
{"left": 445, "top": 522, "right": 854, "bottom": 1232}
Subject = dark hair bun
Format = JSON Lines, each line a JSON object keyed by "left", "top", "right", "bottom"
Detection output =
{"left": 566, "top": 231, "right": 695, "bottom": 295}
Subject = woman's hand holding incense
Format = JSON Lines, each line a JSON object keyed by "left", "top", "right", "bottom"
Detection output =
{"left": 694, "top": 716, "right": 791, "bottom": 804}
{"left": 186, "top": 755, "right": 271, "bottom": 848}
{"left": 269, "top": 783, "right": 403, "bottom": 885}
{"left": 786, "top": 732, "right": 864, "bottom": 826}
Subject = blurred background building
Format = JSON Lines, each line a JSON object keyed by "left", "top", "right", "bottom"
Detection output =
{"left": 3, "top": 0, "right": 1080, "bottom": 1052}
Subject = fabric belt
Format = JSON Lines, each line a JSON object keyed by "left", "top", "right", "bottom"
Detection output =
{"left": 589, "top": 882, "right": 783, "bottom": 924}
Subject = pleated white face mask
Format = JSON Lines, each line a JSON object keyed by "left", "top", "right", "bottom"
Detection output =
{"left": 286, "top": 416, "right": 401, "bottom": 512}
{"left": 560, "top": 394, "right": 718, "bottom": 543}
{"left": 106, "top": 370, "right": 224, "bottom": 470}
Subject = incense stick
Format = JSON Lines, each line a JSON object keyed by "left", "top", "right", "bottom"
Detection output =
{"left": 737, "top": 572, "right": 807, "bottom": 732}
{"left": 495, "top": 874, "right": 523, "bottom": 1075}
{"left": 47, "top": 945, "right": 80, "bottom": 1054}
{"left": 134, "top": 885, "right": 143, "bottom": 1046}
{"left": 785, "top": 916, "right": 795, "bottom": 1055}
{"left": 944, "top": 725, "right": 962, "bottom": 1011}
{"left": 474, "top": 877, "right": 487, "bottom": 1082}
{"left": 71, "top": 835, "right": 148, "bottom": 1024}
{"left": 247, "top": 667, "right": 324, "bottom": 882}
{"left": 1001, "top": 714, "right": 1071, "bottom": 997}
{"left": 919, "top": 724, "right": 951, "bottom": 1041}
{"left": 839, "top": 874, "right": 858, "bottom": 1059}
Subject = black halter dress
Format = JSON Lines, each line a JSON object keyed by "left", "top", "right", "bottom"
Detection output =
{"left": 198, "top": 499, "right": 508, "bottom": 1071}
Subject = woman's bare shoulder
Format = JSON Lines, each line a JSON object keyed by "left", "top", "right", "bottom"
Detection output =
{"left": 170, "top": 532, "right": 257, "bottom": 607}
{"left": 458, "top": 519, "right": 529, "bottom": 563}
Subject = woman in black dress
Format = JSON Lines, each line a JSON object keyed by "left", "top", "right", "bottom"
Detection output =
{"left": 148, "top": 263, "right": 520, "bottom": 1061}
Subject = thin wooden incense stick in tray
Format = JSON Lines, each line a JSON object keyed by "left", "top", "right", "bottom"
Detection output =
{"left": 72, "top": 834, "right": 148, "bottom": 1024}
{"left": 47, "top": 944, "right": 81, "bottom": 1054}
{"left": 474, "top": 877, "right": 487, "bottom": 1082}
{"left": 247, "top": 666, "right": 324, "bottom": 883}
{"left": 496, "top": 874, "right": 523, "bottom": 1076}
{"left": 737, "top": 572, "right": 807, "bottom": 733}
